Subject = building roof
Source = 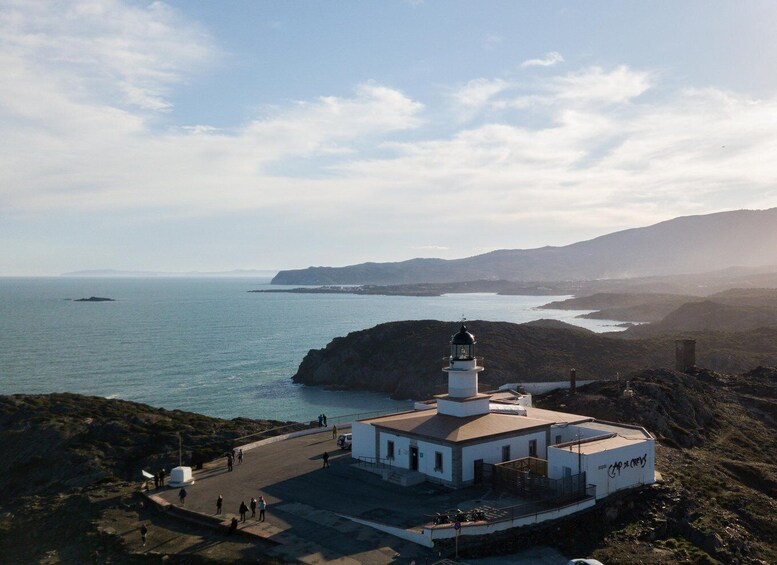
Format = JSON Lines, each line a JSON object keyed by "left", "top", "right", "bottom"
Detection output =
{"left": 576, "top": 420, "right": 653, "bottom": 440}
{"left": 451, "top": 325, "right": 475, "bottom": 345}
{"left": 553, "top": 434, "right": 651, "bottom": 455}
{"left": 363, "top": 410, "right": 550, "bottom": 444}
{"left": 522, "top": 406, "right": 593, "bottom": 425}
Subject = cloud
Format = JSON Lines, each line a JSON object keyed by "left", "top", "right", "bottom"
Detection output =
{"left": 520, "top": 51, "right": 564, "bottom": 68}
{"left": 450, "top": 78, "right": 509, "bottom": 119}
{"left": 3, "top": 1, "right": 777, "bottom": 268}
{"left": 0, "top": 0, "right": 215, "bottom": 112}
{"left": 243, "top": 83, "right": 424, "bottom": 161}
{"left": 550, "top": 65, "right": 652, "bottom": 104}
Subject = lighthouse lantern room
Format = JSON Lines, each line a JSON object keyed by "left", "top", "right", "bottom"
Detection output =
{"left": 437, "top": 325, "right": 491, "bottom": 418}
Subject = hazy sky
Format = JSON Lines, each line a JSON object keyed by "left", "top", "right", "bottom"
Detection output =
{"left": 3, "top": 1, "right": 777, "bottom": 275}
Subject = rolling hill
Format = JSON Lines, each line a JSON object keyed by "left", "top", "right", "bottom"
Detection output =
{"left": 273, "top": 208, "right": 777, "bottom": 285}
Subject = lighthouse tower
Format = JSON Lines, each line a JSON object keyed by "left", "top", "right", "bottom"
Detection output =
{"left": 436, "top": 325, "right": 491, "bottom": 417}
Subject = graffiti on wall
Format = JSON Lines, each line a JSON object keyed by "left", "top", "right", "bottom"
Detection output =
{"left": 607, "top": 453, "right": 648, "bottom": 478}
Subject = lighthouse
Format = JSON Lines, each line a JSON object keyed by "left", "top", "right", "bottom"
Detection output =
{"left": 436, "top": 325, "right": 491, "bottom": 418}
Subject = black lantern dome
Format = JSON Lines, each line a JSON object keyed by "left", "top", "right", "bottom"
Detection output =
{"left": 451, "top": 324, "right": 475, "bottom": 360}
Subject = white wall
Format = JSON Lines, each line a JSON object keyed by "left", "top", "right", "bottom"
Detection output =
{"left": 461, "top": 429, "right": 548, "bottom": 483}
{"left": 548, "top": 439, "right": 655, "bottom": 499}
{"left": 517, "top": 381, "right": 597, "bottom": 395}
{"left": 351, "top": 421, "right": 375, "bottom": 461}
{"left": 417, "top": 441, "right": 453, "bottom": 482}
{"left": 379, "top": 432, "right": 412, "bottom": 469}
{"left": 437, "top": 397, "right": 490, "bottom": 417}
{"left": 447, "top": 371, "right": 478, "bottom": 397}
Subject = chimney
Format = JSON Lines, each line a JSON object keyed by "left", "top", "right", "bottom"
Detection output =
{"left": 570, "top": 368, "right": 577, "bottom": 395}
{"left": 675, "top": 339, "right": 696, "bottom": 372}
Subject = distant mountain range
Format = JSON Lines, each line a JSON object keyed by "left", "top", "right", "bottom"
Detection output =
{"left": 272, "top": 208, "right": 777, "bottom": 285}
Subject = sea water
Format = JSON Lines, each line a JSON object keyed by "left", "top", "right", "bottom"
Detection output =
{"left": 0, "top": 277, "right": 622, "bottom": 422}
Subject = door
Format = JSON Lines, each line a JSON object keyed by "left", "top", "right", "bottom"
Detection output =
{"left": 409, "top": 446, "right": 419, "bottom": 471}
{"left": 474, "top": 459, "right": 484, "bottom": 484}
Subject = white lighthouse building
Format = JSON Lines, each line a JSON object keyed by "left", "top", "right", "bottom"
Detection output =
{"left": 351, "top": 324, "right": 656, "bottom": 494}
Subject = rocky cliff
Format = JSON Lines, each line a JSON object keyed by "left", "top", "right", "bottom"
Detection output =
{"left": 516, "top": 366, "right": 777, "bottom": 564}
{"left": 292, "top": 319, "right": 777, "bottom": 399}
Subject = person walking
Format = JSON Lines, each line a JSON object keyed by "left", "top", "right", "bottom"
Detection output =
{"left": 322, "top": 451, "right": 329, "bottom": 468}
{"left": 227, "top": 453, "right": 233, "bottom": 472}
{"left": 250, "top": 497, "right": 257, "bottom": 518}
{"left": 216, "top": 495, "right": 223, "bottom": 515}
{"left": 258, "top": 496, "right": 267, "bottom": 522}
{"left": 178, "top": 487, "right": 187, "bottom": 505}
{"left": 238, "top": 449, "right": 243, "bottom": 465}
{"left": 318, "top": 414, "right": 323, "bottom": 427}
{"left": 140, "top": 524, "right": 148, "bottom": 547}
{"left": 332, "top": 424, "right": 338, "bottom": 439}
{"left": 239, "top": 501, "right": 248, "bottom": 522}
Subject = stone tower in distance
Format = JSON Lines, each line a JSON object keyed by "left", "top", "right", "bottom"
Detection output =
{"left": 675, "top": 339, "right": 696, "bottom": 372}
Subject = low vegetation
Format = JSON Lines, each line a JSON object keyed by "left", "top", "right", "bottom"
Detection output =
{"left": 0, "top": 393, "right": 304, "bottom": 563}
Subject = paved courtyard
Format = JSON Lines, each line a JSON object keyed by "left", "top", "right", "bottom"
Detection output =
{"left": 153, "top": 428, "right": 568, "bottom": 564}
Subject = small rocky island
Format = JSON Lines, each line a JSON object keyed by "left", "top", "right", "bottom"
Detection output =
{"left": 73, "top": 296, "right": 115, "bottom": 302}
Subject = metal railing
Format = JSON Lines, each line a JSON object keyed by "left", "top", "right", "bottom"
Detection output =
{"left": 326, "top": 406, "right": 412, "bottom": 425}
{"left": 424, "top": 484, "right": 596, "bottom": 527}
{"left": 232, "top": 421, "right": 310, "bottom": 445}
{"left": 355, "top": 456, "right": 394, "bottom": 472}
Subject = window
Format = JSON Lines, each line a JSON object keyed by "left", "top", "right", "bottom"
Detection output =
{"left": 529, "top": 439, "right": 537, "bottom": 458}
{"left": 434, "top": 451, "right": 443, "bottom": 472}
{"left": 386, "top": 440, "right": 395, "bottom": 460}
{"left": 501, "top": 445, "right": 511, "bottom": 462}
{"left": 555, "top": 434, "right": 562, "bottom": 445}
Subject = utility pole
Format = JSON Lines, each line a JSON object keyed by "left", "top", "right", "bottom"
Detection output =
{"left": 577, "top": 431, "right": 582, "bottom": 496}
{"left": 178, "top": 432, "right": 182, "bottom": 467}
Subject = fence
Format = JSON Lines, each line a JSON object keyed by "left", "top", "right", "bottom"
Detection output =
{"left": 493, "top": 457, "right": 587, "bottom": 503}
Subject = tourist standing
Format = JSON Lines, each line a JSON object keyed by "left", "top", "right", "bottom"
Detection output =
{"left": 239, "top": 501, "right": 248, "bottom": 522}
{"left": 153, "top": 471, "right": 159, "bottom": 489}
{"left": 159, "top": 468, "right": 166, "bottom": 486}
{"left": 318, "top": 414, "right": 323, "bottom": 427}
{"left": 229, "top": 517, "right": 238, "bottom": 535}
{"left": 227, "top": 453, "right": 233, "bottom": 472}
{"left": 322, "top": 413, "right": 327, "bottom": 426}
{"left": 258, "top": 496, "right": 267, "bottom": 522}
{"left": 250, "top": 497, "right": 257, "bottom": 517}
{"left": 178, "top": 487, "right": 187, "bottom": 505}
{"left": 140, "top": 524, "right": 148, "bottom": 547}
{"left": 332, "top": 424, "right": 338, "bottom": 439}
{"left": 216, "top": 495, "right": 223, "bottom": 515}
{"left": 238, "top": 449, "right": 243, "bottom": 465}
{"left": 322, "top": 451, "right": 329, "bottom": 468}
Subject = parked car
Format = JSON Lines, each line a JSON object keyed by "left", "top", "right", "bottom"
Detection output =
{"left": 567, "top": 559, "right": 605, "bottom": 565}
{"left": 336, "top": 433, "right": 352, "bottom": 450}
